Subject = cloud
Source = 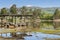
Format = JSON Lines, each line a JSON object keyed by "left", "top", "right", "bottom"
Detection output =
{"left": 26, "top": 5, "right": 33, "bottom": 7}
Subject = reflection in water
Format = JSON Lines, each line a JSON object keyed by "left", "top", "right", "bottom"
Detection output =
{"left": 40, "top": 21, "right": 60, "bottom": 30}
{"left": 53, "top": 22, "right": 60, "bottom": 29}
{"left": 0, "top": 21, "right": 60, "bottom": 40}
{"left": 40, "top": 21, "right": 54, "bottom": 30}
{"left": 0, "top": 32, "right": 60, "bottom": 40}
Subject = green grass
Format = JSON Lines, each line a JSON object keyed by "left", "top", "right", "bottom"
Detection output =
{"left": 32, "top": 29, "right": 60, "bottom": 34}
{"left": 0, "top": 28, "right": 60, "bottom": 34}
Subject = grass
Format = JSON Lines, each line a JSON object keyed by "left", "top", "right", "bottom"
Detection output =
{"left": 0, "top": 28, "right": 60, "bottom": 34}
{"left": 32, "top": 28, "right": 60, "bottom": 34}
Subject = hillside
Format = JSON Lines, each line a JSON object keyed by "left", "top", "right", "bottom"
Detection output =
{"left": 26, "top": 6, "right": 60, "bottom": 14}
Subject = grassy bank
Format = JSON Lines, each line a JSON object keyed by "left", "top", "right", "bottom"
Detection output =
{"left": 0, "top": 28, "right": 60, "bottom": 34}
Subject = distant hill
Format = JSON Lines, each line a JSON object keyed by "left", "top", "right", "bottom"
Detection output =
{"left": 42, "top": 7, "right": 60, "bottom": 13}
{"left": 26, "top": 6, "right": 60, "bottom": 14}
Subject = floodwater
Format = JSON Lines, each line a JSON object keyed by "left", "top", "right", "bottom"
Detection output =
{"left": 0, "top": 21, "right": 60, "bottom": 40}
{"left": 0, "top": 32, "right": 60, "bottom": 40}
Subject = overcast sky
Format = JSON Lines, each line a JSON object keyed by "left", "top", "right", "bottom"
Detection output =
{"left": 0, "top": 0, "right": 60, "bottom": 8}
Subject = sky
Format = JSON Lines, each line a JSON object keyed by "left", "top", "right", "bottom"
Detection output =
{"left": 0, "top": 0, "right": 60, "bottom": 8}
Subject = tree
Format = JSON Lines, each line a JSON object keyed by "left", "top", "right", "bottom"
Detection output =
{"left": 1, "top": 8, "right": 8, "bottom": 14}
{"left": 26, "top": 8, "right": 33, "bottom": 15}
{"left": 0, "top": 8, "right": 8, "bottom": 28}
{"left": 10, "top": 4, "right": 17, "bottom": 14}
{"left": 20, "top": 6, "right": 27, "bottom": 15}
{"left": 53, "top": 8, "right": 60, "bottom": 19}
{"left": 32, "top": 8, "right": 41, "bottom": 20}
{"left": 10, "top": 4, "right": 17, "bottom": 23}
{"left": 53, "top": 9, "right": 60, "bottom": 29}
{"left": 40, "top": 11, "right": 53, "bottom": 20}
{"left": 32, "top": 9, "right": 41, "bottom": 28}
